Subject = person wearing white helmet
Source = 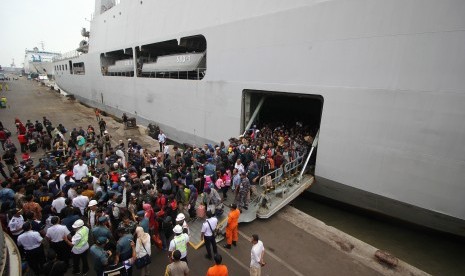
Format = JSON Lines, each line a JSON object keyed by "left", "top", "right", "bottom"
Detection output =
{"left": 175, "top": 213, "right": 189, "bottom": 235}
{"left": 103, "top": 130, "right": 111, "bottom": 151}
{"left": 169, "top": 224, "right": 190, "bottom": 263}
{"left": 87, "top": 200, "right": 98, "bottom": 229}
{"left": 67, "top": 219, "right": 89, "bottom": 275}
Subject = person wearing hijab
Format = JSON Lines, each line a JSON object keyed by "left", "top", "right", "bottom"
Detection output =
{"left": 135, "top": 226, "right": 151, "bottom": 276}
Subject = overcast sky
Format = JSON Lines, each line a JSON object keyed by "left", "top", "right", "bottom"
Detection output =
{"left": 0, "top": 0, "right": 94, "bottom": 67}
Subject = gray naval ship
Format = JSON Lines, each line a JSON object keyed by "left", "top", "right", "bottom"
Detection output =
{"left": 52, "top": 0, "right": 465, "bottom": 238}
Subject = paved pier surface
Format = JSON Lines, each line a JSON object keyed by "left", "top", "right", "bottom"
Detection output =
{"left": 0, "top": 79, "right": 428, "bottom": 276}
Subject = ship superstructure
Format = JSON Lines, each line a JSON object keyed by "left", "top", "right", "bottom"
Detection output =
{"left": 24, "top": 47, "right": 61, "bottom": 77}
{"left": 53, "top": 0, "right": 465, "bottom": 237}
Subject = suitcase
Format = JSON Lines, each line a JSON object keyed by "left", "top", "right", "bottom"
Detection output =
{"left": 196, "top": 204, "right": 206, "bottom": 218}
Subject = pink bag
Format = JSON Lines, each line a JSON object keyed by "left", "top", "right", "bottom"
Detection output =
{"left": 196, "top": 204, "right": 206, "bottom": 218}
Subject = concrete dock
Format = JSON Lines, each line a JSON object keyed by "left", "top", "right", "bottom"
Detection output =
{"left": 0, "top": 78, "right": 428, "bottom": 276}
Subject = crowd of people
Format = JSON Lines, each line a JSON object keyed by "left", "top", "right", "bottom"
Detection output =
{"left": 0, "top": 114, "right": 314, "bottom": 276}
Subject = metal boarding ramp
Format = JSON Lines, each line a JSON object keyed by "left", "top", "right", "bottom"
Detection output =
{"left": 188, "top": 130, "right": 319, "bottom": 249}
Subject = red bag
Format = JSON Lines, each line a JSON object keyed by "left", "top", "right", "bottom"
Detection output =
{"left": 152, "top": 234, "right": 162, "bottom": 249}
{"left": 196, "top": 204, "right": 206, "bottom": 218}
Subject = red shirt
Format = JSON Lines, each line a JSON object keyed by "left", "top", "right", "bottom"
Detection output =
{"left": 18, "top": 134, "right": 27, "bottom": 144}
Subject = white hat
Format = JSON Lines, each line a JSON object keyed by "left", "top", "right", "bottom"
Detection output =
{"left": 128, "top": 138, "right": 132, "bottom": 141}
{"left": 142, "top": 168, "right": 146, "bottom": 172}
{"left": 173, "top": 225, "right": 183, "bottom": 234}
{"left": 104, "top": 130, "right": 108, "bottom": 134}
{"left": 88, "top": 200, "right": 98, "bottom": 207}
{"left": 72, "top": 219, "right": 84, "bottom": 228}
{"left": 120, "top": 177, "right": 126, "bottom": 182}
{"left": 113, "top": 163, "right": 119, "bottom": 168}
{"left": 142, "top": 180, "right": 150, "bottom": 185}
{"left": 176, "top": 213, "right": 185, "bottom": 222}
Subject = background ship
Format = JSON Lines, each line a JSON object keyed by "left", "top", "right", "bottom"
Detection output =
{"left": 53, "top": 0, "right": 465, "bottom": 237}
{"left": 24, "top": 45, "right": 61, "bottom": 85}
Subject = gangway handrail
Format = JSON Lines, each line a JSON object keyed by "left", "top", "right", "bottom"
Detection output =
{"left": 258, "top": 167, "right": 284, "bottom": 190}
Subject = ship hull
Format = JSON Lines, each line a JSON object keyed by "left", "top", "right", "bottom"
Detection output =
{"left": 54, "top": 0, "right": 465, "bottom": 236}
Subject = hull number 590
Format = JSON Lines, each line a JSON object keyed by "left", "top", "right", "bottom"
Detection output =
{"left": 176, "top": 55, "right": 191, "bottom": 63}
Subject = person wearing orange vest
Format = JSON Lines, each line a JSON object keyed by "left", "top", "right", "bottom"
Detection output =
{"left": 206, "top": 254, "right": 229, "bottom": 276}
{"left": 223, "top": 203, "right": 240, "bottom": 249}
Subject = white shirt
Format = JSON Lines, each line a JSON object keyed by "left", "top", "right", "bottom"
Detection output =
{"left": 135, "top": 237, "right": 151, "bottom": 259}
{"left": 235, "top": 162, "right": 245, "bottom": 174}
{"left": 201, "top": 217, "right": 218, "bottom": 237}
{"left": 46, "top": 224, "right": 70, "bottom": 243}
{"left": 68, "top": 188, "right": 78, "bottom": 200}
{"left": 59, "top": 173, "right": 67, "bottom": 188}
{"left": 158, "top": 133, "right": 166, "bottom": 143}
{"left": 51, "top": 197, "right": 66, "bottom": 214}
{"left": 17, "top": 230, "right": 43, "bottom": 250}
{"left": 250, "top": 240, "right": 265, "bottom": 268}
{"left": 73, "top": 195, "right": 89, "bottom": 215}
{"left": 8, "top": 215, "right": 24, "bottom": 236}
{"left": 89, "top": 210, "right": 96, "bottom": 229}
{"left": 73, "top": 163, "right": 89, "bottom": 181}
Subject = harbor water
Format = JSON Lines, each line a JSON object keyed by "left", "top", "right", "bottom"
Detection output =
{"left": 292, "top": 193, "right": 465, "bottom": 275}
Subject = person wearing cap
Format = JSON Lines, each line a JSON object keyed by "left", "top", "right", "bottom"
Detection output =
{"left": 116, "top": 227, "right": 134, "bottom": 274}
{"left": 87, "top": 200, "right": 98, "bottom": 229}
{"left": 223, "top": 203, "right": 240, "bottom": 249}
{"left": 175, "top": 213, "right": 189, "bottom": 235}
{"left": 136, "top": 210, "right": 149, "bottom": 233}
{"left": 90, "top": 236, "right": 112, "bottom": 276}
{"left": 92, "top": 216, "right": 113, "bottom": 244}
{"left": 206, "top": 254, "right": 229, "bottom": 276}
{"left": 17, "top": 221, "right": 46, "bottom": 275}
{"left": 140, "top": 168, "right": 151, "bottom": 181}
{"left": 169, "top": 224, "right": 190, "bottom": 263}
{"left": 103, "top": 130, "right": 112, "bottom": 151}
{"left": 67, "top": 219, "right": 89, "bottom": 275}
{"left": 46, "top": 216, "right": 71, "bottom": 267}
{"left": 201, "top": 210, "right": 218, "bottom": 260}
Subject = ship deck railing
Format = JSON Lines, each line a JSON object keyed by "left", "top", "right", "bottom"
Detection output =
{"left": 140, "top": 68, "right": 206, "bottom": 80}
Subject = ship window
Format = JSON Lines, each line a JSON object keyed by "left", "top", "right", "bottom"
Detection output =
{"left": 69, "top": 61, "right": 73, "bottom": 74}
{"left": 73, "top": 62, "right": 85, "bottom": 75}
{"left": 65, "top": 64, "right": 68, "bottom": 71}
{"left": 136, "top": 35, "right": 206, "bottom": 80}
{"left": 100, "top": 48, "right": 135, "bottom": 77}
